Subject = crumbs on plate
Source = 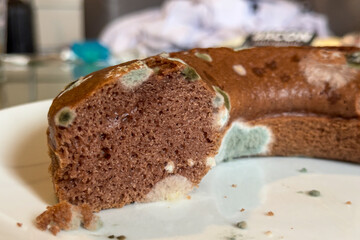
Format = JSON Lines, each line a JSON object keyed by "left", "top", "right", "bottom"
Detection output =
{"left": 264, "top": 230, "right": 273, "bottom": 237}
{"left": 308, "top": 190, "right": 321, "bottom": 197}
{"left": 108, "top": 235, "right": 126, "bottom": 240}
{"left": 266, "top": 211, "right": 274, "bottom": 216}
{"left": 235, "top": 221, "right": 247, "bottom": 229}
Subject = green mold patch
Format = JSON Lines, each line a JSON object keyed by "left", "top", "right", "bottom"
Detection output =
{"left": 167, "top": 57, "right": 187, "bottom": 65}
{"left": 160, "top": 56, "right": 200, "bottom": 82}
{"left": 159, "top": 52, "right": 170, "bottom": 58}
{"left": 55, "top": 107, "right": 76, "bottom": 128}
{"left": 212, "top": 90, "right": 230, "bottom": 129}
{"left": 152, "top": 66, "right": 160, "bottom": 74}
{"left": 213, "top": 86, "right": 230, "bottom": 110}
{"left": 120, "top": 61, "right": 153, "bottom": 89}
{"left": 194, "top": 52, "right": 213, "bottom": 62}
{"left": 215, "top": 122, "right": 272, "bottom": 163}
{"left": 181, "top": 66, "right": 200, "bottom": 82}
{"left": 212, "top": 91, "right": 225, "bottom": 108}
{"left": 346, "top": 52, "right": 360, "bottom": 69}
{"left": 161, "top": 56, "right": 200, "bottom": 82}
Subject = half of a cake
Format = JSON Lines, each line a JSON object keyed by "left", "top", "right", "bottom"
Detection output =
{"left": 46, "top": 47, "right": 360, "bottom": 214}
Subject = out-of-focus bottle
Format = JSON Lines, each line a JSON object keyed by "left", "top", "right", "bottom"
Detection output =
{"left": 0, "top": 0, "right": 6, "bottom": 53}
{"left": 6, "top": 0, "right": 35, "bottom": 53}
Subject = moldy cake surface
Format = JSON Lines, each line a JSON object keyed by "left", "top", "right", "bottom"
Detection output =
{"left": 46, "top": 46, "right": 360, "bottom": 213}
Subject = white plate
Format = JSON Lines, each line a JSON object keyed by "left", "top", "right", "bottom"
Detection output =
{"left": 0, "top": 100, "right": 360, "bottom": 240}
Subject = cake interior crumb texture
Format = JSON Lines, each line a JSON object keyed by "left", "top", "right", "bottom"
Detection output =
{"left": 49, "top": 58, "right": 220, "bottom": 211}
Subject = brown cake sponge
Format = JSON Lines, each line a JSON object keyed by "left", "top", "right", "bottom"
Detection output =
{"left": 35, "top": 201, "right": 102, "bottom": 235}
{"left": 46, "top": 46, "right": 360, "bottom": 213}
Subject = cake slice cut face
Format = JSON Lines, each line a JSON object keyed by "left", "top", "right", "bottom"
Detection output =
{"left": 47, "top": 57, "right": 223, "bottom": 211}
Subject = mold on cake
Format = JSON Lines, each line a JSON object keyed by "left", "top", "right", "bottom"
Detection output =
{"left": 151, "top": 66, "right": 160, "bottom": 74}
{"left": 58, "top": 75, "right": 93, "bottom": 98}
{"left": 215, "top": 122, "right": 272, "bottom": 163}
{"left": 142, "top": 175, "right": 194, "bottom": 202}
{"left": 165, "top": 161, "right": 175, "bottom": 173}
{"left": 119, "top": 61, "right": 154, "bottom": 89}
{"left": 214, "top": 106, "right": 229, "bottom": 129}
{"left": 213, "top": 86, "right": 230, "bottom": 110}
{"left": 300, "top": 50, "right": 358, "bottom": 90}
{"left": 181, "top": 66, "right": 200, "bottom": 82}
{"left": 206, "top": 157, "right": 216, "bottom": 168}
{"left": 233, "top": 64, "right": 247, "bottom": 76}
{"left": 212, "top": 91, "right": 225, "bottom": 108}
{"left": 54, "top": 107, "right": 76, "bottom": 128}
{"left": 212, "top": 88, "right": 230, "bottom": 129}
{"left": 164, "top": 56, "right": 201, "bottom": 82}
{"left": 167, "top": 57, "right": 187, "bottom": 65}
{"left": 212, "top": 86, "right": 230, "bottom": 129}
{"left": 104, "top": 61, "right": 153, "bottom": 89}
{"left": 346, "top": 51, "right": 360, "bottom": 68}
{"left": 194, "top": 52, "right": 213, "bottom": 62}
{"left": 159, "top": 52, "right": 170, "bottom": 58}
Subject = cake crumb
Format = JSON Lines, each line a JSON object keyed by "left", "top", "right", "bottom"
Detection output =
{"left": 345, "top": 201, "right": 352, "bottom": 205}
{"left": 235, "top": 221, "right": 247, "bottom": 229}
{"left": 265, "top": 230, "right": 273, "bottom": 237}
{"left": 16, "top": 222, "right": 23, "bottom": 227}
{"left": 108, "top": 235, "right": 115, "bottom": 239}
{"left": 308, "top": 190, "right": 321, "bottom": 197}
{"left": 35, "top": 201, "right": 102, "bottom": 236}
{"left": 186, "top": 195, "right": 191, "bottom": 200}
{"left": 240, "top": 208, "right": 245, "bottom": 212}
{"left": 117, "top": 235, "right": 126, "bottom": 240}
{"left": 266, "top": 211, "right": 274, "bottom": 216}
{"left": 224, "top": 196, "right": 228, "bottom": 199}
{"left": 231, "top": 184, "right": 237, "bottom": 188}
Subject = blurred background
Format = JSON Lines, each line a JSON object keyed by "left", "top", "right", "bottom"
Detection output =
{"left": 0, "top": 0, "right": 359, "bottom": 109}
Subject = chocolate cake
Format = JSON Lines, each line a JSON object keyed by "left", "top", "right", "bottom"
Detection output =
{"left": 45, "top": 46, "right": 360, "bottom": 214}
{"left": 35, "top": 201, "right": 102, "bottom": 235}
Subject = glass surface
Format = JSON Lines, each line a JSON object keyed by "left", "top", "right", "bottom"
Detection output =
{"left": 0, "top": 55, "right": 107, "bottom": 109}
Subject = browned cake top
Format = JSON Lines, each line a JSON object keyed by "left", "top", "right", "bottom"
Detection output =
{"left": 49, "top": 46, "right": 360, "bottom": 123}
{"left": 170, "top": 47, "right": 360, "bottom": 121}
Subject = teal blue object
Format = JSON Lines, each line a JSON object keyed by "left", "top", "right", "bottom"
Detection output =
{"left": 71, "top": 41, "right": 110, "bottom": 64}
{"left": 72, "top": 62, "right": 109, "bottom": 79}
